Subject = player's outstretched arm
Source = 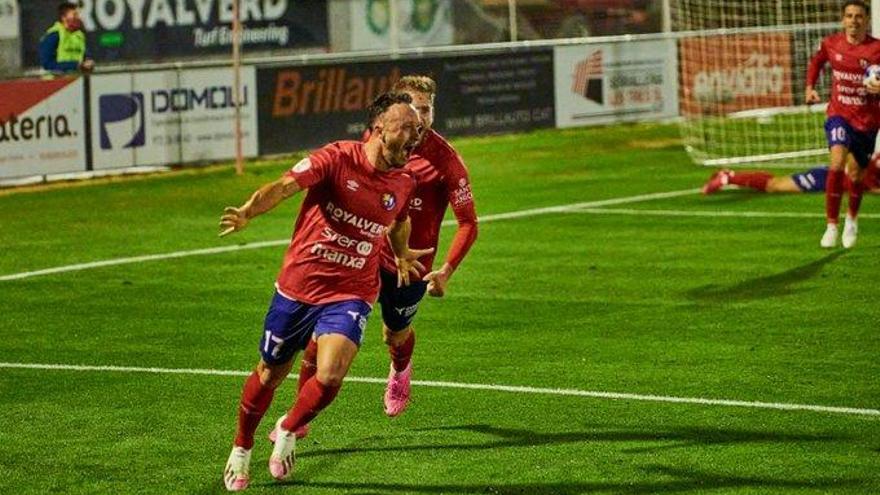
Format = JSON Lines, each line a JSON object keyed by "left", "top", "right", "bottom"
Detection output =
{"left": 388, "top": 217, "right": 434, "bottom": 287}
{"left": 219, "top": 175, "right": 303, "bottom": 237}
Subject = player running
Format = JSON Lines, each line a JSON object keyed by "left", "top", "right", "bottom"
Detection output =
{"left": 285, "top": 76, "right": 479, "bottom": 432}
{"left": 218, "top": 92, "right": 432, "bottom": 492}
{"left": 702, "top": 158, "right": 880, "bottom": 195}
{"left": 806, "top": 0, "right": 880, "bottom": 248}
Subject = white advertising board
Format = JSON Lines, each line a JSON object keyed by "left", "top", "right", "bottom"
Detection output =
{"left": 0, "top": 0, "right": 18, "bottom": 40}
{"left": 0, "top": 77, "right": 86, "bottom": 179}
{"left": 350, "top": 0, "right": 453, "bottom": 50}
{"left": 554, "top": 40, "right": 679, "bottom": 128}
{"left": 90, "top": 66, "right": 258, "bottom": 169}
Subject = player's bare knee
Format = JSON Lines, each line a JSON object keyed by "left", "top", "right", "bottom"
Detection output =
{"left": 315, "top": 367, "right": 346, "bottom": 387}
{"left": 256, "top": 360, "right": 290, "bottom": 389}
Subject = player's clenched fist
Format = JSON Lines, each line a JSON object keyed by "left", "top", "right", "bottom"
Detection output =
{"left": 219, "top": 206, "right": 249, "bottom": 237}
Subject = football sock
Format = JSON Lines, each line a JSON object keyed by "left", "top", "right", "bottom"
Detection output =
{"left": 389, "top": 330, "right": 416, "bottom": 372}
{"left": 297, "top": 338, "right": 318, "bottom": 393}
{"left": 728, "top": 171, "right": 773, "bottom": 192}
{"left": 847, "top": 176, "right": 864, "bottom": 219}
{"left": 234, "top": 371, "right": 276, "bottom": 449}
{"left": 825, "top": 169, "right": 845, "bottom": 224}
{"left": 281, "top": 377, "right": 340, "bottom": 432}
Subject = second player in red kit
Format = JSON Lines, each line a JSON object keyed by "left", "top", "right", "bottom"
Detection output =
{"left": 806, "top": 0, "right": 880, "bottom": 248}
{"left": 291, "top": 76, "right": 479, "bottom": 430}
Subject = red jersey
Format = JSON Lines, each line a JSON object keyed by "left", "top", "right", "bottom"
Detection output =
{"left": 807, "top": 32, "right": 880, "bottom": 131}
{"left": 379, "top": 130, "right": 478, "bottom": 276}
{"left": 276, "top": 141, "right": 416, "bottom": 305}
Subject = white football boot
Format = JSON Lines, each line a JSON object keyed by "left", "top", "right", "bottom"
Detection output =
{"left": 223, "top": 446, "right": 251, "bottom": 492}
{"left": 820, "top": 223, "right": 838, "bottom": 248}
{"left": 268, "top": 416, "right": 296, "bottom": 481}
{"left": 842, "top": 216, "right": 858, "bottom": 249}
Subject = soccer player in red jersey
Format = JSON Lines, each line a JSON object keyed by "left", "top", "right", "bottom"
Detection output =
{"left": 217, "top": 92, "right": 432, "bottom": 492}
{"left": 806, "top": 0, "right": 880, "bottom": 248}
{"left": 289, "top": 76, "right": 479, "bottom": 428}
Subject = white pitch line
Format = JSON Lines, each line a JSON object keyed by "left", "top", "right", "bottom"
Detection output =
{"left": 566, "top": 208, "right": 880, "bottom": 220}
{"left": 1, "top": 361, "right": 876, "bottom": 417}
{"left": 0, "top": 188, "right": 699, "bottom": 282}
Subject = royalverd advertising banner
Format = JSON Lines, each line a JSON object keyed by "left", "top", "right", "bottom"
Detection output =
{"left": 20, "top": 0, "right": 328, "bottom": 66}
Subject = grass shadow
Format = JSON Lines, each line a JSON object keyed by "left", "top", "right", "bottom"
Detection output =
{"left": 285, "top": 467, "right": 862, "bottom": 494}
{"left": 686, "top": 251, "right": 845, "bottom": 302}
{"left": 294, "top": 423, "right": 839, "bottom": 459}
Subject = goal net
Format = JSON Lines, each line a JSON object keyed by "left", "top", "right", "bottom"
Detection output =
{"left": 673, "top": 0, "right": 845, "bottom": 168}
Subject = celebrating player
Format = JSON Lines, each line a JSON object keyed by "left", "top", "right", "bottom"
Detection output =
{"left": 219, "top": 92, "right": 432, "bottom": 492}
{"left": 806, "top": 0, "right": 880, "bottom": 248}
{"left": 702, "top": 157, "right": 880, "bottom": 195}
{"left": 284, "top": 76, "right": 479, "bottom": 432}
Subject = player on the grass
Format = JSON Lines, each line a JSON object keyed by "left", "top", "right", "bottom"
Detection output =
{"left": 218, "top": 92, "right": 432, "bottom": 492}
{"left": 702, "top": 157, "right": 880, "bottom": 195}
{"left": 284, "top": 75, "right": 479, "bottom": 434}
{"left": 806, "top": 0, "right": 880, "bottom": 248}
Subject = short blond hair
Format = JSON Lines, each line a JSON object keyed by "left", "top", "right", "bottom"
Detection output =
{"left": 393, "top": 75, "right": 437, "bottom": 97}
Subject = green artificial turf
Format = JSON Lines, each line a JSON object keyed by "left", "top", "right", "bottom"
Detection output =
{"left": 1, "top": 123, "right": 878, "bottom": 494}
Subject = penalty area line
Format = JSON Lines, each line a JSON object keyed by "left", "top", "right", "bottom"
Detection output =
{"left": 0, "top": 188, "right": 699, "bottom": 282}
{"left": 0, "top": 361, "right": 877, "bottom": 418}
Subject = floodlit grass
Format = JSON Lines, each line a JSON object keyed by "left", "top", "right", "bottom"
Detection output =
{"left": 1, "top": 123, "right": 878, "bottom": 494}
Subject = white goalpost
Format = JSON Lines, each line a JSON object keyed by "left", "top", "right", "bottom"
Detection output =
{"left": 672, "top": 0, "right": 873, "bottom": 168}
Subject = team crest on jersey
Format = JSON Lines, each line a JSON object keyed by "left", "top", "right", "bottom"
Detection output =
{"left": 381, "top": 193, "right": 396, "bottom": 210}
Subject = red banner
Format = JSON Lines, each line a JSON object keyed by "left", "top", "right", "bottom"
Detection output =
{"left": 680, "top": 33, "right": 793, "bottom": 116}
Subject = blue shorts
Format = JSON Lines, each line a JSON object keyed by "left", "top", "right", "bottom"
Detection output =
{"left": 791, "top": 167, "right": 828, "bottom": 192}
{"left": 825, "top": 116, "right": 877, "bottom": 169}
{"left": 259, "top": 291, "right": 371, "bottom": 365}
{"left": 378, "top": 269, "right": 428, "bottom": 333}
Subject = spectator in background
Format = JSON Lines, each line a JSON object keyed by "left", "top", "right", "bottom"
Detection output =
{"left": 39, "top": 2, "right": 94, "bottom": 75}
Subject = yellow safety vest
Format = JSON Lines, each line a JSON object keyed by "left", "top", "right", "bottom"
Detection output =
{"left": 43, "top": 21, "right": 86, "bottom": 64}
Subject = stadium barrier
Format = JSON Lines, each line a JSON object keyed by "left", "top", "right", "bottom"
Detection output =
{"left": 1, "top": 34, "right": 681, "bottom": 181}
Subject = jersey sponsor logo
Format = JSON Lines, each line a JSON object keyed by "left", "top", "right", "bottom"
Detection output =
{"left": 832, "top": 69, "right": 865, "bottom": 83}
{"left": 452, "top": 181, "right": 473, "bottom": 207}
{"left": 310, "top": 242, "right": 367, "bottom": 269}
{"left": 292, "top": 158, "right": 311, "bottom": 173}
{"left": 381, "top": 193, "right": 396, "bottom": 210}
{"left": 409, "top": 197, "right": 423, "bottom": 211}
{"left": 321, "top": 226, "right": 373, "bottom": 255}
{"left": 324, "top": 200, "right": 385, "bottom": 237}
